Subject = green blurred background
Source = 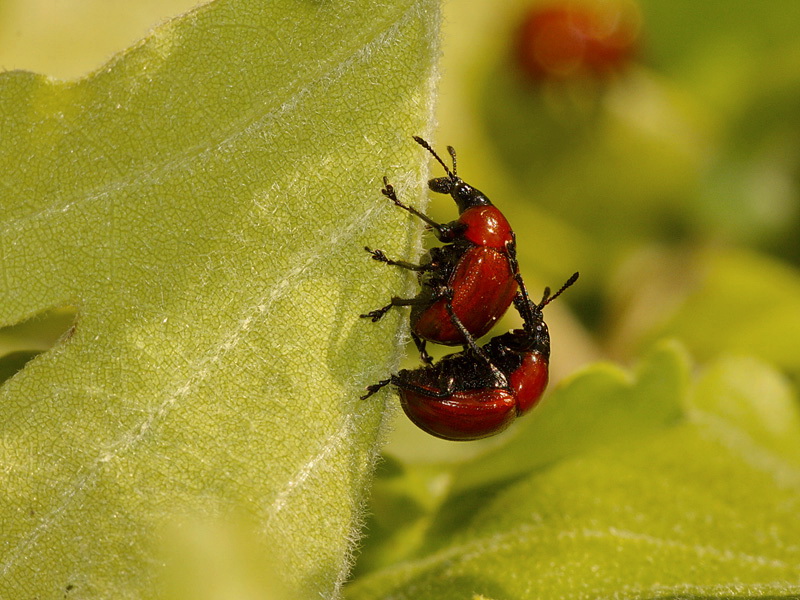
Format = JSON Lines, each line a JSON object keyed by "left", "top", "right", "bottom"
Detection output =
{"left": 2, "top": 0, "right": 800, "bottom": 456}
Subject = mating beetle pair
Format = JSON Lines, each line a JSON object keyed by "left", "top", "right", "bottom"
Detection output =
{"left": 361, "top": 137, "right": 578, "bottom": 441}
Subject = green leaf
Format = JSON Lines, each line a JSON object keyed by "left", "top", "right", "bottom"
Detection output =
{"left": 346, "top": 343, "right": 800, "bottom": 599}
{"left": 610, "top": 247, "right": 800, "bottom": 373}
{"left": 0, "top": 0, "right": 440, "bottom": 597}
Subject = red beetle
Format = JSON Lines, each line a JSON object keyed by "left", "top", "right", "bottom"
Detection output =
{"left": 516, "top": 3, "right": 639, "bottom": 81}
{"left": 362, "top": 137, "right": 519, "bottom": 362}
{"left": 362, "top": 272, "right": 579, "bottom": 441}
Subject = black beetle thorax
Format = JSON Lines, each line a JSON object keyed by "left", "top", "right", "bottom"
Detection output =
{"left": 452, "top": 183, "right": 492, "bottom": 212}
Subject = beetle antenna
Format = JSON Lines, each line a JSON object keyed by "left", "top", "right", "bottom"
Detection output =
{"left": 413, "top": 136, "right": 455, "bottom": 179}
{"left": 515, "top": 271, "right": 579, "bottom": 329}
{"left": 540, "top": 272, "right": 580, "bottom": 308}
{"left": 447, "top": 146, "right": 458, "bottom": 176}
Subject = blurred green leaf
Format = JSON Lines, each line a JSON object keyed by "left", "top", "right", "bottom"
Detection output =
{"left": 609, "top": 247, "right": 800, "bottom": 373}
{"left": 0, "top": 0, "right": 440, "bottom": 597}
{"left": 640, "top": 0, "right": 800, "bottom": 75}
{"left": 690, "top": 356, "right": 800, "bottom": 468}
{"left": 347, "top": 343, "right": 800, "bottom": 599}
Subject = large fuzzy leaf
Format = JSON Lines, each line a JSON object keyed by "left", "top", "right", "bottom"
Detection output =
{"left": 0, "top": 0, "right": 440, "bottom": 597}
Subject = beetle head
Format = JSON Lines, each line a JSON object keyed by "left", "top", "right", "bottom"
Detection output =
{"left": 413, "top": 136, "right": 491, "bottom": 212}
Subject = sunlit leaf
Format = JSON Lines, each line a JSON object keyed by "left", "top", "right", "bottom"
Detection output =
{"left": 0, "top": 0, "right": 440, "bottom": 596}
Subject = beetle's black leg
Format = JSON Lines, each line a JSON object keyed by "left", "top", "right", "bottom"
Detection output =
{"left": 382, "top": 177, "right": 444, "bottom": 230}
{"left": 361, "top": 378, "right": 392, "bottom": 400}
{"left": 364, "top": 247, "right": 430, "bottom": 272}
{"left": 360, "top": 296, "right": 429, "bottom": 322}
{"left": 382, "top": 177, "right": 468, "bottom": 242}
{"left": 444, "top": 301, "right": 509, "bottom": 388}
{"left": 505, "top": 231, "right": 519, "bottom": 277}
{"left": 411, "top": 332, "right": 433, "bottom": 365}
{"left": 391, "top": 372, "right": 459, "bottom": 399}
{"left": 363, "top": 370, "right": 455, "bottom": 400}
